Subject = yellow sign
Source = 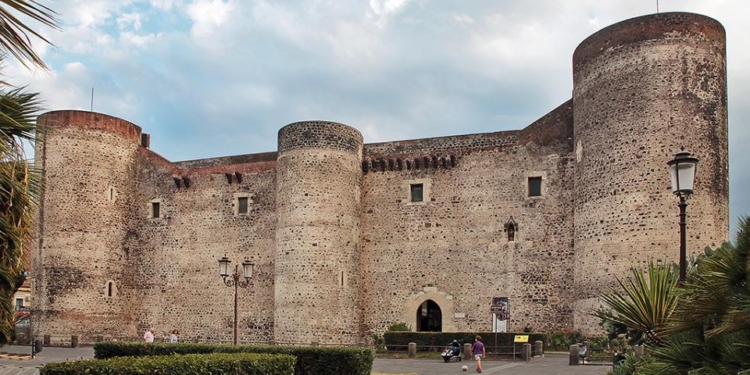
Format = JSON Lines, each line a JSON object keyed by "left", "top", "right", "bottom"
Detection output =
{"left": 514, "top": 335, "right": 529, "bottom": 343}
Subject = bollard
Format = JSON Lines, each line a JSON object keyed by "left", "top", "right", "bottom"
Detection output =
{"left": 522, "top": 343, "right": 532, "bottom": 362}
{"left": 408, "top": 342, "right": 417, "bottom": 358}
{"left": 71, "top": 335, "right": 79, "bottom": 348}
{"left": 569, "top": 344, "right": 580, "bottom": 365}
{"left": 534, "top": 340, "right": 544, "bottom": 357}
{"left": 463, "top": 343, "right": 472, "bottom": 361}
{"left": 43, "top": 334, "right": 50, "bottom": 347}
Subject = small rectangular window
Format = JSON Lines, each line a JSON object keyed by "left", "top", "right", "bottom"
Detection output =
{"left": 238, "top": 197, "right": 249, "bottom": 214}
{"left": 151, "top": 202, "right": 160, "bottom": 218}
{"left": 14, "top": 298, "right": 23, "bottom": 309}
{"left": 410, "top": 184, "right": 424, "bottom": 202}
{"left": 528, "top": 177, "right": 542, "bottom": 197}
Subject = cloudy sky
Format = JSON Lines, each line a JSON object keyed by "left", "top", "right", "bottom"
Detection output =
{"left": 6, "top": 0, "right": 749, "bottom": 236}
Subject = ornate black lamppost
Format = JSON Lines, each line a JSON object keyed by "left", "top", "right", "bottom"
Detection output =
{"left": 667, "top": 150, "right": 699, "bottom": 284}
{"left": 218, "top": 256, "right": 254, "bottom": 345}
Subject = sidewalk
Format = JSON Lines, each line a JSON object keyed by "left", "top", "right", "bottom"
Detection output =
{"left": 0, "top": 344, "right": 94, "bottom": 369}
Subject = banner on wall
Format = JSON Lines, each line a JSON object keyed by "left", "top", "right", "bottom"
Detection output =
{"left": 490, "top": 297, "right": 510, "bottom": 321}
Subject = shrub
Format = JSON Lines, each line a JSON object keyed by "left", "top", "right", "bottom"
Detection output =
{"left": 93, "top": 342, "right": 373, "bottom": 375}
{"left": 386, "top": 322, "right": 411, "bottom": 332}
{"left": 41, "top": 352, "right": 295, "bottom": 375}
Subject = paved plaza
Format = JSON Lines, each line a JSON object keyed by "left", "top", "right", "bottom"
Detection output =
{"left": 372, "top": 354, "right": 611, "bottom": 375}
{"left": 0, "top": 345, "right": 610, "bottom": 375}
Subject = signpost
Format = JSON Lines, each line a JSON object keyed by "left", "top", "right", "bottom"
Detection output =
{"left": 513, "top": 334, "right": 528, "bottom": 360}
{"left": 491, "top": 297, "right": 510, "bottom": 355}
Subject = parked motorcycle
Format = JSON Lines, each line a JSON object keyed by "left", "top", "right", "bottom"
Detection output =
{"left": 441, "top": 340, "right": 462, "bottom": 362}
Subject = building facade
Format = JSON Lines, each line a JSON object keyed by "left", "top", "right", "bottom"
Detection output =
{"left": 32, "top": 12, "right": 728, "bottom": 345}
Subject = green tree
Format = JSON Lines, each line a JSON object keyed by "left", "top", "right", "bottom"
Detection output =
{"left": 0, "top": 0, "right": 57, "bottom": 344}
{"left": 642, "top": 217, "right": 750, "bottom": 375}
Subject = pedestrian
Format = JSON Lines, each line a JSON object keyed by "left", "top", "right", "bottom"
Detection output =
{"left": 143, "top": 328, "right": 155, "bottom": 343}
{"left": 170, "top": 329, "right": 179, "bottom": 343}
{"left": 471, "top": 335, "right": 485, "bottom": 373}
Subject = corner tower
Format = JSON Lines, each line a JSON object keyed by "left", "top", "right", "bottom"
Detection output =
{"left": 572, "top": 13, "right": 728, "bottom": 330}
{"left": 274, "top": 121, "right": 363, "bottom": 344}
{"left": 33, "top": 111, "right": 142, "bottom": 340}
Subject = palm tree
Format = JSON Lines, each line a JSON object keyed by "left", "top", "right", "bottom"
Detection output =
{"left": 594, "top": 261, "right": 681, "bottom": 347}
{"left": 0, "top": 0, "right": 57, "bottom": 344}
{"left": 642, "top": 217, "right": 750, "bottom": 374}
{"left": 0, "top": 88, "right": 43, "bottom": 344}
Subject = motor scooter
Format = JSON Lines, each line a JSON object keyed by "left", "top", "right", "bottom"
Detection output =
{"left": 441, "top": 340, "right": 462, "bottom": 362}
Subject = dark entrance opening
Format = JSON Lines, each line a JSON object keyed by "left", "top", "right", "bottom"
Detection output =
{"left": 416, "top": 300, "right": 442, "bottom": 332}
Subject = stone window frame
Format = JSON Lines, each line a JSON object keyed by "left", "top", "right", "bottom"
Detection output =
{"left": 233, "top": 193, "right": 255, "bottom": 216}
{"left": 149, "top": 198, "right": 163, "bottom": 219}
{"left": 403, "top": 178, "right": 431, "bottom": 206}
{"left": 525, "top": 172, "right": 546, "bottom": 198}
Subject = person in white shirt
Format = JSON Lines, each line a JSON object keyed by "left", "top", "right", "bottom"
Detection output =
{"left": 169, "top": 329, "right": 179, "bottom": 343}
{"left": 143, "top": 328, "right": 155, "bottom": 343}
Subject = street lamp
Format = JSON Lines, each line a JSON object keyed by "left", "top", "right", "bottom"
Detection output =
{"left": 218, "top": 256, "right": 254, "bottom": 345}
{"left": 667, "top": 150, "right": 699, "bottom": 284}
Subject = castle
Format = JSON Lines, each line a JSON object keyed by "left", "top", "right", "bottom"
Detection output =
{"left": 32, "top": 12, "right": 728, "bottom": 345}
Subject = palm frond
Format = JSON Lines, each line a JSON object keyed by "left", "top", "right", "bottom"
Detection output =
{"left": 0, "top": 0, "right": 59, "bottom": 69}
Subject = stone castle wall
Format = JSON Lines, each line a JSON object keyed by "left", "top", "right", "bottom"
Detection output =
{"left": 31, "top": 12, "right": 729, "bottom": 344}
{"left": 33, "top": 111, "right": 141, "bottom": 339}
{"left": 274, "top": 121, "right": 363, "bottom": 345}
{"left": 571, "top": 12, "right": 728, "bottom": 330}
{"left": 359, "top": 102, "right": 576, "bottom": 335}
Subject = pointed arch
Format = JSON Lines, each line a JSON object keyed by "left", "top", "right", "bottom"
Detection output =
{"left": 404, "top": 287, "right": 456, "bottom": 332}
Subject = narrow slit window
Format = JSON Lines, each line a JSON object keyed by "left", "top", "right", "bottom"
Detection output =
{"left": 410, "top": 184, "right": 424, "bottom": 202}
{"left": 528, "top": 177, "right": 542, "bottom": 197}
{"left": 107, "top": 281, "right": 113, "bottom": 297}
{"left": 151, "top": 202, "right": 160, "bottom": 218}
{"left": 238, "top": 197, "right": 249, "bottom": 214}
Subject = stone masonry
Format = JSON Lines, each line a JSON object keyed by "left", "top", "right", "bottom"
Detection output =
{"left": 32, "top": 12, "right": 728, "bottom": 345}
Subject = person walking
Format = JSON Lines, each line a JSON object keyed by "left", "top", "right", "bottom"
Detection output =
{"left": 471, "top": 335, "right": 485, "bottom": 373}
{"left": 143, "top": 328, "right": 155, "bottom": 343}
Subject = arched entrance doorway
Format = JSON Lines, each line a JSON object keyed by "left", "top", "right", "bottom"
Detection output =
{"left": 416, "top": 300, "right": 442, "bottom": 332}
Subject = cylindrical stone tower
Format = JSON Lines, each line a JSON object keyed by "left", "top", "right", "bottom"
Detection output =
{"left": 33, "top": 111, "right": 141, "bottom": 342}
{"left": 572, "top": 13, "right": 728, "bottom": 332}
{"left": 274, "top": 121, "right": 363, "bottom": 344}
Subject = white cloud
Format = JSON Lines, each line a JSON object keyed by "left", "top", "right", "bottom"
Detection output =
{"left": 186, "top": 0, "right": 234, "bottom": 38}
{"left": 3, "top": 0, "right": 750, "bottom": 232}
{"left": 117, "top": 12, "right": 143, "bottom": 31}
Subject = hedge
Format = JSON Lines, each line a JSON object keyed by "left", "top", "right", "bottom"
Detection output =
{"left": 93, "top": 342, "right": 373, "bottom": 375}
{"left": 41, "top": 352, "right": 295, "bottom": 375}
{"left": 383, "top": 332, "right": 546, "bottom": 354}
